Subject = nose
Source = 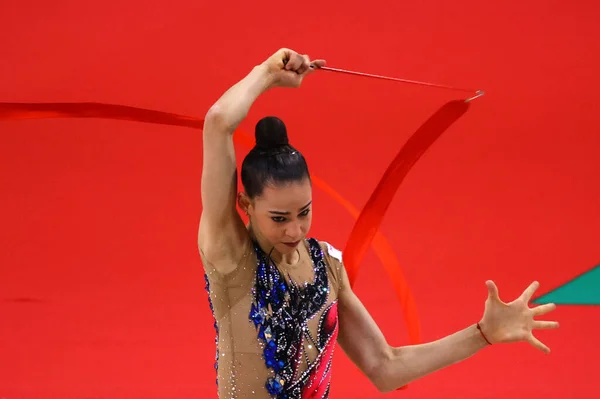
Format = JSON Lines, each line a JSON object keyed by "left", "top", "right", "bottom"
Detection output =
{"left": 284, "top": 222, "right": 303, "bottom": 240}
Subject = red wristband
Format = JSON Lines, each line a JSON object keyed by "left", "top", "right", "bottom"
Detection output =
{"left": 477, "top": 322, "right": 492, "bottom": 345}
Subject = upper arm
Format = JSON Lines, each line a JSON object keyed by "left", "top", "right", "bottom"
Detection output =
{"left": 198, "top": 106, "right": 247, "bottom": 267}
{"left": 336, "top": 261, "right": 393, "bottom": 388}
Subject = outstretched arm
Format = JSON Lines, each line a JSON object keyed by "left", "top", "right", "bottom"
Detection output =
{"left": 198, "top": 49, "right": 325, "bottom": 271}
{"left": 336, "top": 267, "right": 559, "bottom": 392}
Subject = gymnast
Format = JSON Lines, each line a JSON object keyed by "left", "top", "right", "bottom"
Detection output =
{"left": 197, "top": 47, "right": 559, "bottom": 398}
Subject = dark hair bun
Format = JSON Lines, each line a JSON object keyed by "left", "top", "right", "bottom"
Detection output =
{"left": 255, "top": 116, "right": 289, "bottom": 150}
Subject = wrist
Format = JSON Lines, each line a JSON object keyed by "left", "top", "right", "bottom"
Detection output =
{"left": 476, "top": 321, "right": 493, "bottom": 346}
{"left": 253, "top": 63, "right": 276, "bottom": 91}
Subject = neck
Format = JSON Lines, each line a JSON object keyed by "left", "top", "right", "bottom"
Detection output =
{"left": 248, "top": 225, "right": 301, "bottom": 265}
{"left": 273, "top": 247, "right": 301, "bottom": 265}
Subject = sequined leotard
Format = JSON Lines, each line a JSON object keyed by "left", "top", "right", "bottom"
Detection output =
{"left": 202, "top": 237, "right": 346, "bottom": 399}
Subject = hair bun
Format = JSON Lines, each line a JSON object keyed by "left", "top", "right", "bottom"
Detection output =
{"left": 255, "top": 116, "right": 289, "bottom": 150}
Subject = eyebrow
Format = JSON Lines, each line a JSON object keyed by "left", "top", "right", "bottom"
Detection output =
{"left": 268, "top": 201, "right": 312, "bottom": 215}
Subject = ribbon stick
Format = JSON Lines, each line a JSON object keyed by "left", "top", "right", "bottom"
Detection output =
{"left": 318, "top": 65, "right": 485, "bottom": 99}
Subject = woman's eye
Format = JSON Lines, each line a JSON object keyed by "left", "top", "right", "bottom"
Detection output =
{"left": 299, "top": 209, "right": 311, "bottom": 217}
{"left": 271, "top": 217, "right": 286, "bottom": 223}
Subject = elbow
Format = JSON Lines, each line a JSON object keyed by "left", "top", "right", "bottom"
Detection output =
{"left": 204, "top": 105, "right": 226, "bottom": 127}
{"left": 369, "top": 346, "right": 412, "bottom": 393}
{"left": 370, "top": 371, "right": 395, "bottom": 393}
{"left": 204, "top": 105, "right": 235, "bottom": 133}
{"left": 366, "top": 345, "right": 399, "bottom": 393}
{"left": 372, "top": 377, "right": 403, "bottom": 394}
{"left": 372, "top": 376, "right": 396, "bottom": 394}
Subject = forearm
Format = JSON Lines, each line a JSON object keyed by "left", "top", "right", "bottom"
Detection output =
{"left": 374, "top": 324, "right": 488, "bottom": 392}
{"left": 206, "top": 64, "right": 273, "bottom": 133}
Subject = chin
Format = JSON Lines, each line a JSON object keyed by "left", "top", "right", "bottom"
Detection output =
{"left": 278, "top": 240, "right": 302, "bottom": 252}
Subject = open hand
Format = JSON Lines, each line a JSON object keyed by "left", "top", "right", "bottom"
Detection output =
{"left": 261, "top": 48, "right": 326, "bottom": 88}
{"left": 478, "top": 281, "right": 559, "bottom": 354}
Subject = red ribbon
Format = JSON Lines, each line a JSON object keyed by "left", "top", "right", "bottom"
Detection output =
{"left": 1, "top": 100, "right": 471, "bottom": 391}
{"left": 341, "top": 100, "right": 470, "bottom": 360}
{"left": 343, "top": 100, "right": 470, "bottom": 283}
{"left": 0, "top": 102, "right": 204, "bottom": 128}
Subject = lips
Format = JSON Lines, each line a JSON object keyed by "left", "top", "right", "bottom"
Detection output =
{"left": 283, "top": 241, "right": 300, "bottom": 248}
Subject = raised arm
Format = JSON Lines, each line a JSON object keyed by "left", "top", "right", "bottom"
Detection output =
{"left": 336, "top": 265, "right": 559, "bottom": 392}
{"left": 197, "top": 63, "right": 272, "bottom": 271}
{"left": 198, "top": 48, "right": 325, "bottom": 271}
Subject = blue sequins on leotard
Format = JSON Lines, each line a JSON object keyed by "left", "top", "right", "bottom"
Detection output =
{"left": 249, "top": 238, "right": 330, "bottom": 398}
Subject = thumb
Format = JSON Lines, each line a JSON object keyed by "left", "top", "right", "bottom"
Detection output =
{"left": 486, "top": 280, "right": 500, "bottom": 300}
{"left": 271, "top": 48, "right": 295, "bottom": 70}
{"left": 306, "top": 59, "right": 327, "bottom": 76}
{"left": 310, "top": 59, "right": 327, "bottom": 69}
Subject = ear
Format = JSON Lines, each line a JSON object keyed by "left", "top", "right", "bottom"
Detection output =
{"left": 237, "top": 192, "right": 252, "bottom": 215}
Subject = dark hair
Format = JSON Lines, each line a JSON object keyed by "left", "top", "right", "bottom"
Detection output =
{"left": 241, "top": 116, "right": 310, "bottom": 198}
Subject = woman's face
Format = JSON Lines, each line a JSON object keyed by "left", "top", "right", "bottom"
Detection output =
{"left": 244, "top": 178, "right": 313, "bottom": 256}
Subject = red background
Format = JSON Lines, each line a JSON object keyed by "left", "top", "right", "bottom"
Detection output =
{"left": 1, "top": 1, "right": 598, "bottom": 398}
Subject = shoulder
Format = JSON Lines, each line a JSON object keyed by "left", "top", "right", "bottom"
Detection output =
{"left": 309, "top": 238, "right": 346, "bottom": 291}
{"left": 307, "top": 238, "right": 344, "bottom": 263}
{"left": 320, "top": 240, "right": 344, "bottom": 264}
